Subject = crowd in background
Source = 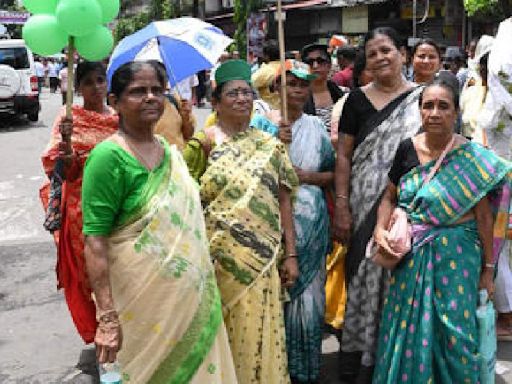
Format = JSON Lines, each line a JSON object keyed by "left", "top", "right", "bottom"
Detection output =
{"left": 38, "top": 16, "right": 512, "bottom": 384}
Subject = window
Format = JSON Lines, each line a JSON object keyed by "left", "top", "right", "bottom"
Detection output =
{"left": 0, "top": 47, "right": 29, "bottom": 69}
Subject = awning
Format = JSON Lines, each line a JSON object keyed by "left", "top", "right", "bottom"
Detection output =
{"left": 206, "top": 0, "right": 329, "bottom": 21}
{"left": 330, "top": 0, "right": 388, "bottom": 6}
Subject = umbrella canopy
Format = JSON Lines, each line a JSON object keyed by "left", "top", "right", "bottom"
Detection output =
{"left": 107, "top": 17, "right": 232, "bottom": 87}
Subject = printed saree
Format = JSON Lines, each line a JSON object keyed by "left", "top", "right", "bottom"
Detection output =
{"left": 341, "top": 87, "right": 423, "bottom": 368}
{"left": 40, "top": 105, "right": 118, "bottom": 343}
{"left": 104, "top": 144, "right": 237, "bottom": 383}
{"left": 373, "top": 142, "right": 512, "bottom": 383}
{"left": 251, "top": 113, "right": 335, "bottom": 382}
{"left": 192, "top": 128, "right": 298, "bottom": 384}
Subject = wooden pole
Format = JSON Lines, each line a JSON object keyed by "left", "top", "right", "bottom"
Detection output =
{"left": 277, "top": 0, "right": 288, "bottom": 123}
{"left": 65, "top": 36, "right": 75, "bottom": 120}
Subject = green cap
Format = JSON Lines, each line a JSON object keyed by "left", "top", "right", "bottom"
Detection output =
{"left": 215, "top": 59, "right": 252, "bottom": 87}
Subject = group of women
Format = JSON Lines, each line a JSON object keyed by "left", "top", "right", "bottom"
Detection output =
{"left": 40, "top": 23, "right": 512, "bottom": 384}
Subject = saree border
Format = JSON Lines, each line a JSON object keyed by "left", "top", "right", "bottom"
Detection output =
{"left": 148, "top": 271, "right": 223, "bottom": 384}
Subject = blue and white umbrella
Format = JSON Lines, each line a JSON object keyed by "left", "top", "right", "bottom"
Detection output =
{"left": 107, "top": 17, "right": 232, "bottom": 87}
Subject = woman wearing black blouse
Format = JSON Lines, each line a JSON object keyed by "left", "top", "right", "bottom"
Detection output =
{"left": 333, "top": 27, "right": 423, "bottom": 383}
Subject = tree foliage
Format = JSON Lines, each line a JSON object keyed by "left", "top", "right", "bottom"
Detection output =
{"left": 114, "top": 0, "right": 181, "bottom": 43}
{"left": 463, "top": 0, "right": 498, "bottom": 15}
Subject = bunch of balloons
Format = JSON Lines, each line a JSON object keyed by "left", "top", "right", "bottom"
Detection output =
{"left": 22, "top": 0, "right": 119, "bottom": 60}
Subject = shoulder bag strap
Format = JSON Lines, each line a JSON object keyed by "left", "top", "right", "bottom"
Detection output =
{"left": 423, "top": 135, "right": 455, "bottom": 185}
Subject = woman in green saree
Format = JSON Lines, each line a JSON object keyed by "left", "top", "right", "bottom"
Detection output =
{"left": 81, "top": 61, "right": 237, "bottom": 383}
{"left": 372, "top": 76, "right": 511, "bottom": 383}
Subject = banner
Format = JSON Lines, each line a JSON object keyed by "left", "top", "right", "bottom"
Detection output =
{"left": 247, "top": 12, "right": 267, "bottom": 65}
{"left": 0, "top": 11, "right": 30, "bottom": 25}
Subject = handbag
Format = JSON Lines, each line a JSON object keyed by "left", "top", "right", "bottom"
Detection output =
{"left": 43, "top": 159, "right": 64, "bottom": 232}
{"left": 368, "top": 136, "right": 455, "bottom": 270}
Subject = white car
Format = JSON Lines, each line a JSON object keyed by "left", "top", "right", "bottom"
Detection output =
{"left": 0, "top": 39, "right": 40, "bottom": 121}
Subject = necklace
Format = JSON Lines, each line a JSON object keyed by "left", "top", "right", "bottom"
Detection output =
{"left": 118, "top": 131, "right": 162, "bottom": 170}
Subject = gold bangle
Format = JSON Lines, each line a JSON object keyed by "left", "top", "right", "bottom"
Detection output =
{"left": 284, "top": 253, "right": 298, "bottom": 259}
{"left": 336, "top": 194, "right": 348, "bottom": 199}
{"left": 484, "top": 263, "right": 495, "bottom": 269}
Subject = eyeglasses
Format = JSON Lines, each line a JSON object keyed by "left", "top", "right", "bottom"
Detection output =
{"left": 304, "top": 57, "right": 329, "bottom": 66}
{"left": 223, "top": 88, "right": 255, "bottom": 100}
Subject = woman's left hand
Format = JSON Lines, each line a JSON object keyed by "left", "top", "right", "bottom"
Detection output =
{"left": 479, "top": 267, "right": 495, "bottom": 298}
{"left": 281, "top": 257, "right": 299, "bottom": 287}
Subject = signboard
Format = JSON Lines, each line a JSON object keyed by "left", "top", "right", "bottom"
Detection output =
{"left": 247, "top": 12, "right": 267, "bottom": 64}
{"left": 342, "top": 5, "right": 368, "bottom": 34}
{"left": 0, "top": 11, "right": 30, "bottom": 25}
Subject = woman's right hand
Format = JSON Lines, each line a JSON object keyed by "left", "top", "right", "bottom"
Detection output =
{"left": 333, "top": 201, "right": 352, "bottom": 244}
{"left": 373, "top": 226, "right": 400, "bottom": 258}
{"left": 278, "top": 120, "right": 292, "bottom": 143}
{"left": 95, "top": 311, "right": 123, "bottom": 364}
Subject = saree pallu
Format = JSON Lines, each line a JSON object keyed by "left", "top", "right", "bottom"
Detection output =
{"left": 373, "top": 142, "right": 512, "bottom": 384}
{"left": 40, "top": 105, "right": 118, "bottom": 343}
{"left": 200, "top": 129, "right": 298, "bottom": 384}
{"left": 107, "top": 147, "right": 237, "bottom": 383}
{"left": 341, "top": 88, "right": 422, "bottom": 368}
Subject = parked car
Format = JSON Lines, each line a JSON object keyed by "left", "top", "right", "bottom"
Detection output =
{"left": 0, "top": 39, "right": 39, "bottom": 121}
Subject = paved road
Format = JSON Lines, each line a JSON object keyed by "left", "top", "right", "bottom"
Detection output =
{"left": 0, "top": 90, "right": 511, "bottom": 383}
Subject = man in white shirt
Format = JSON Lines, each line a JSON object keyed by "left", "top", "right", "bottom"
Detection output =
{"left": 48, "top": 59, "right": 59, "bottom": 93}
{"left": 34, "top": 58, "right": 45, "bottom": 94}
{"left": 174, "top": 75, "right": 198, "bottom": 103}
{"left": 59, "top": 64, "right": 68, "bottom": 105}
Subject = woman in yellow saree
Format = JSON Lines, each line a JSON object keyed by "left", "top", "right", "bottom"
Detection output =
{"left": 81, "top": 61, "right": 237, "bottom": 383}
{"left": 183, "top": 60, "right": 299, "bottom": 384}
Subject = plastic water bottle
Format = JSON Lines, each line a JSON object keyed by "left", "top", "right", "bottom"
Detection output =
{"left": 476, "top": 289, "right": 496, "bottom": 384}
{"left": 99, "top": 361, "right": 122, "bottom": 384}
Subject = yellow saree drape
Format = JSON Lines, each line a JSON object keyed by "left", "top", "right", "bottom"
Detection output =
{"left": 106, "top": 147, "right": 237, "bottom": 383}
{"left": 199, "top": 129, "right": 298, "bottom": 384}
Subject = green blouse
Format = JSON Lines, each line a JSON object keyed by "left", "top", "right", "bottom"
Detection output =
{"left": 82, "top": 138, "right": 170, "bottom": 236}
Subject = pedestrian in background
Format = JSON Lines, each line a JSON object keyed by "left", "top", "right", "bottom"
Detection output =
{"left": 333, "top": 46, "right": 356, "bottom": 90}
{"left": 333, "top": 27, "right": 422, "bottom": 383}
{"left": 34, "top": 57, "right": 44, "bottom": 94}
{"left": 478, "top": 16, "right": 512, "bottom": 341}
{"left": 373, "top": 76, "right": 509, "bottom": 384}
{"left": 184, "top": 60, "right": 299, "bottom": 384}
{"left": 411, "top": 38, "right": 442, "bottom": 85}
{"left": 81, "top": 60, "right": 238, "bottom": 383}
{"left": 251, "top": 39, "right": 281, "bottom": 110}
{"left": 302, "top": 43, "right": 344, "bottom": 133}
{"left": 48, "top": 59, "right": 59, "bottom": 93}
{"left": 40, "top": 61, "right": 118, "bottom": 344}
{"left": 251, "top": 60, "right": 335, "bottom": 383}
{"left": 58, "top": 62, "right": 68, "bottom": 105}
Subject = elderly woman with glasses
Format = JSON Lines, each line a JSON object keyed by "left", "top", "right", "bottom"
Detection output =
{"left": 301, "top": 43, "right": 344, "bottom": 133}
{"left": 183, "top": 59, "right": 299, "bottom": 384}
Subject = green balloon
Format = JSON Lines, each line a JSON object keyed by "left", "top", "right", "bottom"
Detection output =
{"left": 22, "top": 15, "right": 68, "bottom": 56}
{"left": 97, "top": 0, "right": 120, "bottom": 24}
{"left": 56, "top": 0, "right": 102, "bottom": 37}
{"left": 75, "top": 25, "right": 113, "bottom": 61}
{"left": 22, "top": 0, "right": 59, "bottom": 14}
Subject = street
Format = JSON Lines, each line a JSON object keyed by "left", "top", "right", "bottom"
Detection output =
{"left": 0, "top": 90, "right": 511, "bottom": 383}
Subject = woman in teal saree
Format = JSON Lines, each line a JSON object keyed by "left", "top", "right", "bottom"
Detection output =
{"left": 372, "top": 77, "right": 512, "bottom": 383}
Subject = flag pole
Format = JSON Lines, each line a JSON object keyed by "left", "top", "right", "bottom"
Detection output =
{"left": 277, "top": 0, "right": 288, "bottom": 123}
